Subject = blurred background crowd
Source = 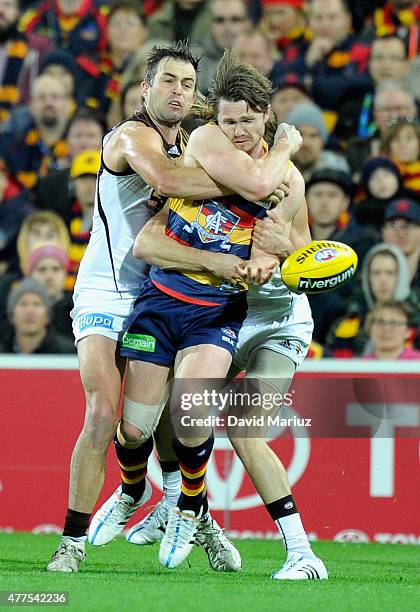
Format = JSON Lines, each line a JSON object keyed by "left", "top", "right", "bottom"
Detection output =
{"left": 0, "top": 0, "right": 419, "bottom": 360}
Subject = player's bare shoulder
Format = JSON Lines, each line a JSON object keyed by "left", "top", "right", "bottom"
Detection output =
{"left": 103, "top": 119, "right": 163, "bottom": 173}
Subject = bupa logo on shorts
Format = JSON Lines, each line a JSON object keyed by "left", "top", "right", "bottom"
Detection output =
{"left": 314, "top": 247, "right": 338, "bottom": 263}
{"left": 122, "top": 332, "right": 156, "bottom": 352}
{"left": 221, "top": 327, "right": 237, "bottom": 340}
{"left": 79, "top": 313, "right": 114, "bottom": 332}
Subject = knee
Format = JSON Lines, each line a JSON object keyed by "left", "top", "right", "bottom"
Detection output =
{"left": 119, "top": 419, "right": 145, "bottom": 446}
{"left": 83, "top": 391, "right": 119, "bottom": 446}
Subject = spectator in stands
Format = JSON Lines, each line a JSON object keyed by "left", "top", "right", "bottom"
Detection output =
{"left": 335, "top": 35, "right": 410, "bottom": 141}
{"left": 0, "top": 0, "right": 30, "bottom": 122}
{"left": 381, "top": 119, "right": 420, "bottom": 194}
{"left": 39, "top": 49, "right": 77, "bottom": 101}
{"left": 67, "top": 150, "right": 100, "bottom": 282}
{"left": 0, "top": 74, "right": 72, "bottom": 190}
{"left": 360, "top": 1, "right": 420, "bottom": 56}
{"left": 198, "top": 0, "right": 251, "bottom": 94}
{"left": 354, "top": 157, "right": 417, "bottom": 232}
{"left": 381, "top": 198, "right": 420, "bottom": 293}
{"left": 346, "top": 82, "right": 418, "bottom": 177}
{"left": 364, "top": 301, "right": 420, "bottom": 359}
{"left": 82, "top": 0, "right": 148, "bottom": 126}
{"left": 234, "top": 28, "right": 277, "bottom": 79}
{"left": 20, "top": 0, "right": 108, "bottom": 60}
{"left": 259, "top": 0, "right": 307, "bottom": 60}
{"left": 273, "top": 0, "right": 370, "bottom": 113}
{"left": 16, "top": 210, "right": 70, "bottom": 277}
{"left": 0, "top": 278, "right": 75, "bottom": 353}
{"left": 36, "top": 109, "right": 105, "bottom": 223}
{"left": 307, "top": 168, "right": 353, "bottom": 241}
{"left": 306, "top": 167, "right": 378, "bottom": 346}
{"left": 120, "top": 81, "right": 141, "bottom": 119}
{"left": 28, "top": 244, "right": 73, "bottom": 339}
{"left": 270, "top": 72, "right": 311, "bottom": 121}
{"left": 147, "top": 0, "right": 212, "bottom": 47}
{"left": 325, "top": 242, "right": 414, "bottom": 357}
{"left": 285, "top": 102, "right": 350, "bottom": 181}
{"left": 0, "top": 158, "right": 33, "bottom": 277}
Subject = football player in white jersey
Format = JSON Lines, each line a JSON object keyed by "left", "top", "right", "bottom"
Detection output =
{"left": 47, "top": 42, "right": 248, "bottom": 573}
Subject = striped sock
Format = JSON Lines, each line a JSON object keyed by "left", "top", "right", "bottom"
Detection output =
{"left": 266, "top": 495, "right": 312, "bottom": 556}
{"left": 173, "top": 435, "right": 214, "bottom": 516}
{"left": 114, "top": 435, "right": 154, "bottom": 502}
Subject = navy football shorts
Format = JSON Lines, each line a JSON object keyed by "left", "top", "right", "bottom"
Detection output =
{"left": 120, "top": 279, "right": 248, "bottom": 365}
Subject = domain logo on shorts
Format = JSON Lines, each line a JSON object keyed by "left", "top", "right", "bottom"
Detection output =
{"left": 122, "top": 332, "right": 156, "bottom": 352}
{"left": 79, "top": 313, "right": 114, "bottom": 331}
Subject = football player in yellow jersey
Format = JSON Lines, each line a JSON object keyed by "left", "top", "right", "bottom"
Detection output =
{"left": 90, "top": 50, "right": 305, "bottom": 571}
{"left": 123, "top": 52, "right": 328, "bottom": 580}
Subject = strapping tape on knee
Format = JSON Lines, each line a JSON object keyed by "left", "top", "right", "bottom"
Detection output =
{"left": 122, "top": 396, "right": 166, "bottom": 440}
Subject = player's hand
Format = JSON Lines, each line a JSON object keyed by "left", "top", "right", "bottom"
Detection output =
{"left": 265, "top": 182, "right": 290, "bottom": 207}
{"left": 208, "top": 253, "right": 245, "bottom": 283}
{"left": 273, "top": 123, "right": 302, "bottom": 155}
{"left": 237, "top": 253, "right": 279, "bottom": 285}
{"left": 253, "top": 217, "right": 294, "bottom": 261}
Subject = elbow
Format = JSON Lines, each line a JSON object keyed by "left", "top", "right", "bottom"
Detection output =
{"left": 133, "top": 233, "right": 151, "bottom": 262}
{"left": 156, "top": 173, "right": 179, "bottom": 197}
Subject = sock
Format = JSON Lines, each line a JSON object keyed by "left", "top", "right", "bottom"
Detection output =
{"left": 265, "top": 495, "right": 313, "bottom": 557}
{"left": 173, "top": 434, "right": 214, "bottom": 516}
{"left": 159, "top": 459, "right": 181, "bottom": 507}
{"left": 114, "top": 434, "right": 154, "bottom": 502}
{"left": 63, "top": 509, "right": 90, "bottom": 540}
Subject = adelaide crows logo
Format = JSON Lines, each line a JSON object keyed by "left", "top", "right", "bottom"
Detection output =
{"left": 188, "top": 201, "right": 240, "bottom": 250}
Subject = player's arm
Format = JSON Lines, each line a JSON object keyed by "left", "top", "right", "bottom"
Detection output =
{"left": 253, "top": 168, "right": 311, "bottom": 260}
{"left": 187, "top": 123, "right": 302, "bottom": 202}
{"left": 118, "top": 123, "right": 228, "bottom": 200}
{"left": 133, "top": 204, "right": 245, "bottom": 283}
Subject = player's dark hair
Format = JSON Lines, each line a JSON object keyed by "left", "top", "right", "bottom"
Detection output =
{"left": 194, "top": 50, "right": 276, "bottom": 143}
{"left": 144, "top": 40, "right": 200, "bottom": 89}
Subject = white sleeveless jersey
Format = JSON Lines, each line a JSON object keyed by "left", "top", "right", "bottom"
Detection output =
{"left": 246, "top": 267, "right": 311, "bottom": 325}
{"left": 74, "top": 112, "right": 185, "bottom": 304}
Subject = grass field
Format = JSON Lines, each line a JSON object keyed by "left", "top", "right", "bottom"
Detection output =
{"left": 0, "top": 534, "right": 419, "bottom": 611}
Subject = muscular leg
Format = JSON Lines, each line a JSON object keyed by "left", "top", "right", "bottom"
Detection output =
{"left": 69, "top": 335, "right": 125, "bottom": 513}
{"left": 228, "top": 349, "right": 295, "bottom": 503}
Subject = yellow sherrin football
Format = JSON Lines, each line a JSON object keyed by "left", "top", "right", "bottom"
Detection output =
{"left": 281, "top": 240, "right": 358, "bottom": 294}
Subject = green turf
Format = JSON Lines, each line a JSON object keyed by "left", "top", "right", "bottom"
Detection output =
{"left": 0, "top": 534, "right": 418, "bottom": 612}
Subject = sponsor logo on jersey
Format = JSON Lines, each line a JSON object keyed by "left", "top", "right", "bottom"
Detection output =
{"left": 298, "top": 266, "right": 355, "bottom": 291}
{"left": 190, "top": 201, "right": 240, "bottom": 248}
{"left": 314, "top": 247, "right": 338, "bottom": 263}
{"left": 122, "top": 332, "right": 156, "bottom": 352}
{"left": 79, "top": 313, "right": 114, "bottom": 332}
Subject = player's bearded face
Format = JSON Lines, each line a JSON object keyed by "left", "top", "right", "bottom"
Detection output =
{"left": 142, "top": 58, "right": 196, "bottom": 126}
{"left": 217, "top": 99, "right": 269, "bottom": 156}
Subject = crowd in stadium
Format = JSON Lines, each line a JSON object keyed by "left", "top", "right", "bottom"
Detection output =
{"left": 0, "top": 0, "right": 419, "bottom": 359}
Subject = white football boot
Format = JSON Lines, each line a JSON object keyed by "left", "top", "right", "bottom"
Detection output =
{"left": 126, "top": 500, "right": 168, "bottom": 545}
{"left": 88, "top": 481, "right": 152, "bottom": 546}
{"left": 271, "top": 552, "right": 328, "bottom": 580}
{"left": 47, "top": 539, "right": 86, "bottom": 573}
{"left": 195, "top": 515, "right": 241, "bottom": 572}
{"left": 159, "top": 507, "right": 201, "bottom": 568}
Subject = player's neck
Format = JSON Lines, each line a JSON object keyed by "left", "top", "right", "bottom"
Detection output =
{"left": 146, "top": 109, "right": 180, "bottom": 145}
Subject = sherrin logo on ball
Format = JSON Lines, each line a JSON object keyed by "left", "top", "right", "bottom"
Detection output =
{"left": 281, "top": 240, "right": 358, "bottom": 294}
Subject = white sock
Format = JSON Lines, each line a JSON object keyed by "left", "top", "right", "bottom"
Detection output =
{"left": 65, "top": 535, "right": 86, "bottom": 546}
{"left": 162, "top": 470, "right": 181, "bottom": 507}
{"left": 275, "top": 513, "right": 314, "bottom": 557}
